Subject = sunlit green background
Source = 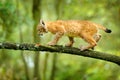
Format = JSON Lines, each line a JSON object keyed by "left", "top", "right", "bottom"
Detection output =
{"left": 0, "top": 0, "right": 120, "bottom": 80}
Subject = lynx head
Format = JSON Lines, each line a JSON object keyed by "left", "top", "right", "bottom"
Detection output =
{"left": 37, "top": 20, "right": 48, "bottom": 36}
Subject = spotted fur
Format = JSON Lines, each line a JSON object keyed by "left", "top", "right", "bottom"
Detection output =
{"left": 37, "top": 20, "right": 111, "bottom": 51}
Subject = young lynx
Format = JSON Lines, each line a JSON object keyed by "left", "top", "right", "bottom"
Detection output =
{"left": 37, "top": 20, "right": 111, "bottom": 51}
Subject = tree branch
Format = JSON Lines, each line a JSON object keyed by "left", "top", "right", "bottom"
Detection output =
{"left": 0, "top": 42, "right": 120, "bottom": 65}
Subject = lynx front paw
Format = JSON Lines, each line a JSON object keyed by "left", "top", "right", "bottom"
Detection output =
{"left": 47, "top": 42, "right": 56, "bottom": 46}
{"left": 65, "top": 43, "right": 73, "bottom": 47}
{"left": 79, "top": 45, "right": 88, "bottom": 51}
{"left": 35, "top": 43, "right": 40, "bottom": 47}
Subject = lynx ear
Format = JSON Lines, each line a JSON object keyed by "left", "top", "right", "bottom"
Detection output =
{"left": 40, "top": 19, "right": 45, "bottom": 27}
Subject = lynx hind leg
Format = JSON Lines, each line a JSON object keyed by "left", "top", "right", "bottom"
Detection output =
{"left": 92, "top": 34, "right": 101, "bottom": 50}
{"left": 65, "top": 37, "right": 74, "bottom": 47}
{"left": 47, "top": 32, "right": 64, "bottom": 46}
{"left": 80, "top": 35, "right": 97, "bottom": 51}
{"left": 94, "top": 33, "right": 101, "bottom": 42}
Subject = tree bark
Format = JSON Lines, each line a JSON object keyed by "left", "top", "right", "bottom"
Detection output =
{"left": 32, "top": 0, "right": 41, "bottom": 80}
{"left": 43, "top": 53, "right": 49, "bottom": 80}
{"left": 0, "top": 42, "right": 120, "bottom": 66}
{"left": 50, "top": 53, "right": 57, "bottom": 80}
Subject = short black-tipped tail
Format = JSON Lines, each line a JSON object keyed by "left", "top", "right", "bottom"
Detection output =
{"left": 105, "top": 28, "right": 112, "bottom": 33}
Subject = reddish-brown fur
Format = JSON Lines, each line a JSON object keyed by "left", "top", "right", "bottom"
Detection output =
{"left": 37, "top": 20, "right": 111, "bottom": 51}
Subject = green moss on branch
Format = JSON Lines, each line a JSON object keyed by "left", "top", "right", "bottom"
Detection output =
{"left": 0, "top": 42, "right": 120, "bottom": 65}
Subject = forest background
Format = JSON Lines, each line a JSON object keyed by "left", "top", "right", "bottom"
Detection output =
{"left": 0, "top": 0, "right": 120, "bottom": 80}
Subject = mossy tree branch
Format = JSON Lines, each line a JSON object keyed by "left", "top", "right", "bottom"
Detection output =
{"left": 0, "top": 42, "right": 120, "bottom": 65}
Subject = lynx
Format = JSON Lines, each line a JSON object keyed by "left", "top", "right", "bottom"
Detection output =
{"left": 37, "top": 20, "right": 111, "bottom": 51}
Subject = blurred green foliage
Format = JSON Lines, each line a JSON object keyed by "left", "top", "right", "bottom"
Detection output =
{"left": 0, "top": 0, "right": 120, "bottom": 80}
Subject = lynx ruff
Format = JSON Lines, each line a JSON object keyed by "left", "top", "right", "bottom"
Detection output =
{"left": 37, "top": 20, "right": 111, "bottom": 51}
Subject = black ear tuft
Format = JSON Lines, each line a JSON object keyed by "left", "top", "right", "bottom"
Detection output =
{"left": 42, "top": 21, "right": 45, "bottom": 25}
{"left": 40, "top": 19, "right": 45, "bottom": 26}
